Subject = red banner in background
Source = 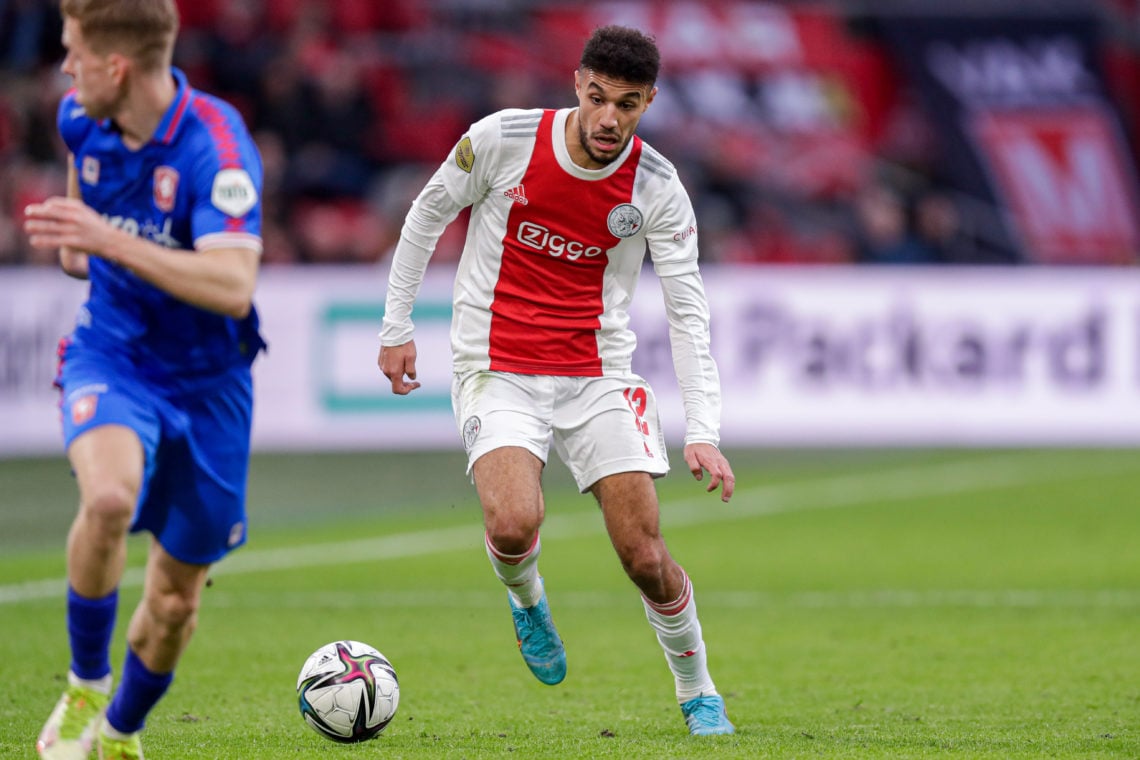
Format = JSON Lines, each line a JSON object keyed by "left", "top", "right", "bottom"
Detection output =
{"left": 877, "top": 11, "right": 1140, "bottom": 264}
{"left": 973, "top": 108, "right": 1140, "bottom": 264}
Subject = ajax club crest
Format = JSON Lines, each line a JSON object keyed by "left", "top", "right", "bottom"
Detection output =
{"left": 607, "top": 204, "right": 643, "bottom": 238}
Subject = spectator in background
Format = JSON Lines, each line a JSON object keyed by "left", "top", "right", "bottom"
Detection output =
{"left": 913, "top": 191, "right": 971, "bottom": 265}
{"left": 243, "top": 3, "right": 385, "bottom": 263}
{"left": 4, "top": 0, "right": 1135, "bottom": 267}
{"left": 201, "top": 0, "right": 279, "bottom": 113}
{"left": 251, "top": 50, "right": 307, "bottom": 160}
{"left": 852, "top": 180, "right": 939, "bottom": 265}
{"left": 286, "top": 48, "right": 378, "bottom": 200}
{"left": 252, "top": 128, "right": 301, "bottom": 265}
{"left": 0, "top": 0, "right": 59, "bottom": 72}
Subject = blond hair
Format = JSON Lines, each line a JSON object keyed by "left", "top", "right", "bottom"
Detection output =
{"left": 61, "top": 0, "right": 179, "bottom": 72}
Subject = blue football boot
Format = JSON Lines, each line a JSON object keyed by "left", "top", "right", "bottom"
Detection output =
{"left": 681, "top": 694, "right": 736, "bottom": 736}
{"left": 508, "top": 582, "right": 566, "bottom": 685}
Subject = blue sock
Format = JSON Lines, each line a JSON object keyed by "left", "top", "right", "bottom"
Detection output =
{"left": 105, "top": 648, "right": 174, "bottom": 735}
{"left": 67, "top": 587, "right": 117, "bottom": 681}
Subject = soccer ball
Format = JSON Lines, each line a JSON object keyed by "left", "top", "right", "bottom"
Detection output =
{"left": 296, "top": 640, "right": 399, "bottom": 743}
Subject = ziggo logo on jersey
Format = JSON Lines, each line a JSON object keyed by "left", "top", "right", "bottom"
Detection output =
{"left": 517, "top": 221, "right": 603, "bottom": 261}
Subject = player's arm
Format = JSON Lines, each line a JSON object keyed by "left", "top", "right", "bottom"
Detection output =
{"left": 111, "top": 236, "right": 259, "bottom": 319}
{"left": 24, "top": 194, "right": 259, "bottom": 318}
{"left": 644, "top": 167, "right": 734, "bottom": 500}
{"left": 379, "top": 113, "right": 501, "bottom": 393}
{"left": 659, "top": 271, "right": 735, "bottom": 502}
{"left": 56, "top": 155, "right": 89, "bottom": 279}
{"left": 379, "top": 167, "right": 469, "bottom": 394}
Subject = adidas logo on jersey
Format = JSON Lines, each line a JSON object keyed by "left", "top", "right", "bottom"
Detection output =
{"left": 504, "top": 184, "right": 529, "bottom": 205}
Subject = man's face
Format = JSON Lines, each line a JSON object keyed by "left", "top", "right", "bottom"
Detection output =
{"left": 60, "top": 17, "right": 123, "bottom": 120}
{"left": 573, "top": 68, "right": 656, "bottom": 169}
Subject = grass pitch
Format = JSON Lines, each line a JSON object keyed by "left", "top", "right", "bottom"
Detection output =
{"left": 1, "top": 448, "right": 1138, "bottom": 758}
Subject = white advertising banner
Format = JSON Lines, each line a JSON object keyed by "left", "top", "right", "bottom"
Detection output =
{"left": 2, "top": 264, "right": 1139, "bottom": 456}
{"left": 0, "top": 269, "right": 89, "bottom": 457}
{"left": 631, "top": 267, "right": 1140, "bottom": 446}
{"left": 248, "top": 265, "right": 459, "bottom": 451}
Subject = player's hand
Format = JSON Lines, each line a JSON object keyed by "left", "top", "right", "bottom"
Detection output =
{"left": 683, "top": 442, "right": 735, "bottom": 503}
{"left": 23, "top": 197, "right": 115, "bottom": 257}
{"left": 378, "top": 340, "right": 421, "bottom": 395}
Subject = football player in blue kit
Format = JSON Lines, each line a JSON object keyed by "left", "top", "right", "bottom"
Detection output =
{"left": 23, "top": 1, "right": 265, "bottom": 758}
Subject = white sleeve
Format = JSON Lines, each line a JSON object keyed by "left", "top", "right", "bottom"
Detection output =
{"left": 379, "top": 174, "right": 465, "bottom": 346}
{"left": 659, "top": 269, "right": 722, "bottom": 447}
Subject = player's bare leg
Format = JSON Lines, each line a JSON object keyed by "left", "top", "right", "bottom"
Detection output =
{"left": 67, "top": 425, "right": 143, "bottom": 598}
{"left": 39, "top": 426, "right": 142, "bottom": 759}
{"left": 96, "top": 540, "right": 210, "bottom": 758}
{"left": 593, "top": 472, "right": 734, "bottom": 735}
{"left": 592, "top": 471, "right": 684, "bottom": 601}
{"left": 127, "top": 541, "right": 210, "bottom": 672}
{"left": 475, "top": 447, "right": 566, "bottom": 684}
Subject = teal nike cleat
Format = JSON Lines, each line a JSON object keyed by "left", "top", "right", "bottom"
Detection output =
{"left": 508, "top": 585, "right": 566, "bottom": 685}
{"left": 681, "top": 694, "right": 736, "bottom": 736}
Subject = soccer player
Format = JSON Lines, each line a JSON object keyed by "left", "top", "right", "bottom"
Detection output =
{"left": 378, "top": 25, "right": 735, "bottom": 736}
{"left": 23, "top": 1, "right": 265, "bottom": 757}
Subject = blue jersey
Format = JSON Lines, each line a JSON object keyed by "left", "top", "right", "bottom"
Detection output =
{"left": 58, "top": 67, "right": 266, "bottom": 391}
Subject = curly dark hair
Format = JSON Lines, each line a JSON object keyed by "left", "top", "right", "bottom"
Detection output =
{"left": 579, "top": 25, "right": 660, "bottom": 87}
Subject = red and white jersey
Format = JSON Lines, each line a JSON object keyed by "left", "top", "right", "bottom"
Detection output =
{"left": 383, "top": 107, "right": 722, "bottom": 444}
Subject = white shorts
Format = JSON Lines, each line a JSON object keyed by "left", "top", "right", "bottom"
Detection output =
{"left": 451, "top": 371, "right": 670, "bottom": 492}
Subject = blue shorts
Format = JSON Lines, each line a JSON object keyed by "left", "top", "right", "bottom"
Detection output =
{"left": 57, "top": 345, "right": 253, "bottom": 565}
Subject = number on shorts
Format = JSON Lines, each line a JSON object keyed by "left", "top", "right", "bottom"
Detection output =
{"left": 623, "top": 386, "right": 654, "bottom": 457}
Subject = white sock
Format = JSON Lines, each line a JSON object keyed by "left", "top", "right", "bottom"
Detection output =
{"left": 100, "top": 721, "right": 135, "bottom": 741}
{"left": 642, "top": 572, "right": 718, "bottom": 702}
{"left": 68, "top": 670, "right": 112, "bottom": 695}
{"left": 485, "top": 532, "right": 543, "bottom": 607}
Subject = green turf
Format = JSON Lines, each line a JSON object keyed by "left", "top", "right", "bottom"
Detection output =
{"left": 1, "top": 448, "right": 1138, "bottom": 758}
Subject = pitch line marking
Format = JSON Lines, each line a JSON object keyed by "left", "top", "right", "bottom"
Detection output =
{"left": 0, "top": 451, "right": 1132, "bottom": 605}
{"left": 199, "top": 588, "right": 1140, "bottom": 610}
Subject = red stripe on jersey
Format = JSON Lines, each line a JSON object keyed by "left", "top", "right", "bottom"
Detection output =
{"left": 191, "top": 97, "right": 247, "bottom": 231}
{"left": 190, "top": 98, "right": 241, "bottom": 169}
{"left": 160, "top": 85, "right": 192, "bottom": 144}
{"left": 488, "top": 109, "right": 641, "bottom": 375}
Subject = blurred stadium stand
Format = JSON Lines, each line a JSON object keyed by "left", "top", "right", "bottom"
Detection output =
{"left": 0, "top": 0, "right": 1137, "bottom": 267}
